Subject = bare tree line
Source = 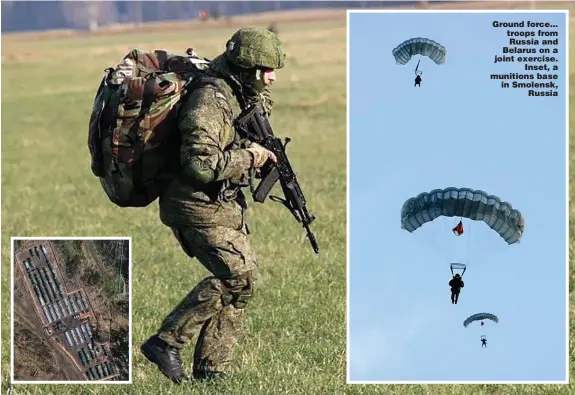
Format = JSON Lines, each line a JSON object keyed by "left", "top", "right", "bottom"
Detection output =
{"left": 1, "top": 1, "right": 426, "bottom": 32}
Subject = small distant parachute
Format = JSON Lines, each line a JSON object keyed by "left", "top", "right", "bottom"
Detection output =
{"left": 392, "top": 37, "right": 447, "bottom": 66}
{"left": 400, "top": 187, "right": 525, "bottom": 245}
{"left": 463, "top": 313, "right": 499, "bottom": 328}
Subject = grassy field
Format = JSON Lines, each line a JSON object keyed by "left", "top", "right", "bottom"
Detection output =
{"left": 0, "top": 3, "right": 573, "bottom": 395}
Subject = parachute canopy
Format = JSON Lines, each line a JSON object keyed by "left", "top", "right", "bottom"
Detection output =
{"left": 400, "top": 187, "right": 525, "bottom": 245}
{"left": 392, "top": 37, "right": 447, "bottom": 66}
{"left": 463, "top": 313, "right": 499, "bottom": 328}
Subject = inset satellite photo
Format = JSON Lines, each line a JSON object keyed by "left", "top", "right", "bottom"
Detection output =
{"left": 12, "top": 239, "right": 130, "bottom": 382}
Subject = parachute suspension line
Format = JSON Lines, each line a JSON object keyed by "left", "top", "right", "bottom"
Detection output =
{"left": 465, "top": 219, "right": 471, "bottom": 267}
{"left": 420, "top": 227, "right": 453, "bottom": 262}
{"left": 422, "top": 226, "right": 451, "bottom": 264}
{"left": 400, "top": 188, "right": 525, "bottom": 276}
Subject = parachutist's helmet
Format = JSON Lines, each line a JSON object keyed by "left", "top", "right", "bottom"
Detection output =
{"left": 455, "top": 274, "right": 461, "bottom": 278}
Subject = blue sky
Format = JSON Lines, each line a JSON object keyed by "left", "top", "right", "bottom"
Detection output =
{"left": 348, "top": 11, "right": 567, "bottom": 382}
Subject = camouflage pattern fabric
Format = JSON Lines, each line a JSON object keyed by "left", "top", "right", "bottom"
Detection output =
{"left": 225, "top": 27, "right": 285, "bottom": 70}
{"left": 159, "top": 59, "right": 247, "bottom": 228}
{"left": 159, "top": 54, "right": 270, "bottom": 229}
{"left": 156, "top": 27, "right": 285, "bottom": 375}
{"left": 89, "top": 49, "right": 210, "bottom": 208}
{"left": 157, "top": 224, "right": 256, "bottom": 373}
{"left": 261, "top": 85, "right": 274, "bottom": 116}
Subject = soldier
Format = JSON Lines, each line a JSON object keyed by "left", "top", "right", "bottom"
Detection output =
{"left": 449, "top": 273, "right": 464, "bottom": 304}
{"left": 414, "top": 73, "right": 422, "bottom": 87}
{"left": 140, "top": 27, "right": 285, "bottom": 383}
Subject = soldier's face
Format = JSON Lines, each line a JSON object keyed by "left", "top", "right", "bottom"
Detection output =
{"left": 252, "top": 68, "right": 276, "bottom": 93}
{"left": 263, "top": 69, "right": 276, "bottom": 85}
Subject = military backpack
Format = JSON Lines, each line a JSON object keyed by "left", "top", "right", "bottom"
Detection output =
{"left": 88, "top": 48, "right": 211, "bottom": 207}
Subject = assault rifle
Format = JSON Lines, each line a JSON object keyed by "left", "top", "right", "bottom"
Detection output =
{"left": 235, "top": 103, "right": 319, "bottom": 254}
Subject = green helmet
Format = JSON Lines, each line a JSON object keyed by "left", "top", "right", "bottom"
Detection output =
{"left": 225, "top": 27, "right": 285, "bottom": 70}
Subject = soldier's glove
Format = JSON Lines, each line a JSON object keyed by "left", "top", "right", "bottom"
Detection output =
{"left": 246, "top": 143, "right": 277, "bottom": 168}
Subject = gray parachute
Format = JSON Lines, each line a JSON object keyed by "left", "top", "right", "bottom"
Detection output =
{"left": 400, "top": 187, "right": 525, "bottom": 245}
{"left": 463, "top": 313, "right": 499, "bottom": 328}
{"left": 392, "top": 37, "right": 447, "bottom": 65}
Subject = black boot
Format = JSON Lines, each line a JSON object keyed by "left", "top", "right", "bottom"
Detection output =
{"left": 141, "top": 335, "right": 184, "bottom": 384}
{"left": 192, "top": 370, "right": 228, "bottom": 381}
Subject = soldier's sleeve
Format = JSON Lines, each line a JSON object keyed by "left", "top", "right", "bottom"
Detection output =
{"left": 178, "top": 88, "right": 254, "bottom": 184}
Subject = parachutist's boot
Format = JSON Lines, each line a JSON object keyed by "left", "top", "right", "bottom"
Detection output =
{"left": 141, "top": 335, "right": 184, "bottom": 384}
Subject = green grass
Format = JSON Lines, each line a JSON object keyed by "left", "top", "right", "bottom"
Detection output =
{"left": 1, "top": 17, "right": 346, "bottom": 395}
{"left": 0, "top": 6, "right": 573, "bottom": 395}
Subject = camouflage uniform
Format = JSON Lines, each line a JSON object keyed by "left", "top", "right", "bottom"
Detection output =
{"left": 141, "top": 28, "right": 285, "bottom": 383}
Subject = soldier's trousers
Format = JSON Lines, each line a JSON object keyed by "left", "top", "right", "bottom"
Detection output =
{"left": 157, "top": 224, "right": 257, "bottom": 373}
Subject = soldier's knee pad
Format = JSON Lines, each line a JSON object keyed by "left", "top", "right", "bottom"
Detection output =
{"left": 220, "top": 272, "right": 254, "bottom": 309}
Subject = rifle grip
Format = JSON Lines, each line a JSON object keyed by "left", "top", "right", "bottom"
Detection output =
{"left": 253, "top": 166, "right": 280, "bottom": 203}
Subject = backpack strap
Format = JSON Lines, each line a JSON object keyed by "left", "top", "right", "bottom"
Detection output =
{"left": 222, "top": 76, "right": 249, "bottom": 110}
{"left": 130, "top": 77, "right": 159, "bottom": 191}
{"left": 156, "top": 50, "right": 169, "bottom": 70}
{"left": 131, "top": 77, "right": 158, "bottom": 157}
{"left": 140, "top": 78, "right": 159, "bottom": 118}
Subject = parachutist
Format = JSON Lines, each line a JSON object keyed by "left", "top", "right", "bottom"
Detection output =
{"left": 449, "top": 273, "right": 464, "bottom": 304}
{"left": 414, "top": 74, "right": 422, "bottom": 87}
{"left": 481, "top": 337, "right": 487, "bottom": 348}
